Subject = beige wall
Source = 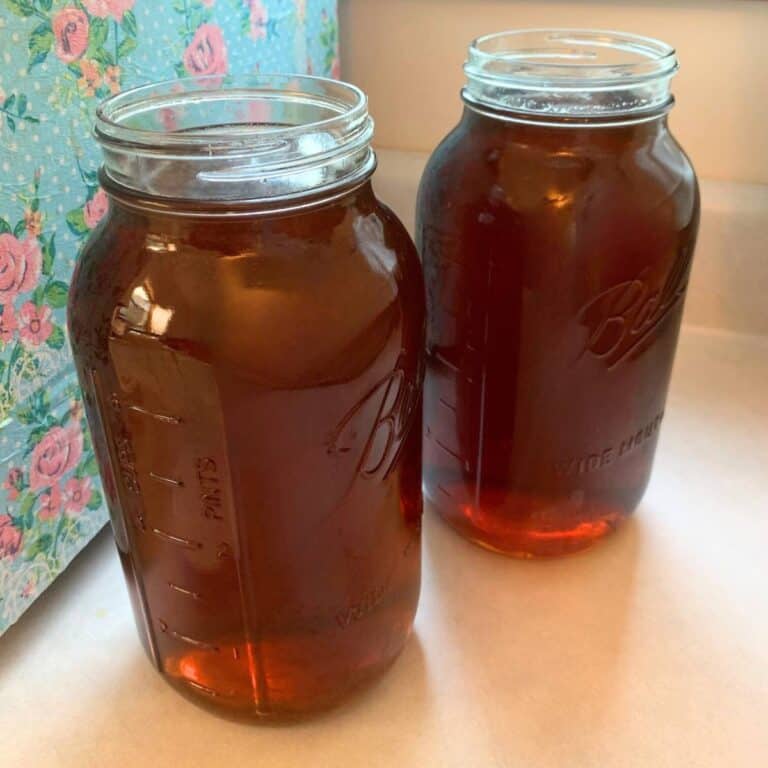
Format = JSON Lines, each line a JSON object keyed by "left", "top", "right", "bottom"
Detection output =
{"left": 340, "top": 0, "right": 768, "bottom": 184}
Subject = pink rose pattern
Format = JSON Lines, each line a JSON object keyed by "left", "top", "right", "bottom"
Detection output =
{"left": 247, "top": 0, "right": 269, "bottom": 41}
{"left": 3, "top": 469, "right": 23, "bottom": 502}
{"left": 0, "top": 304, "right": 18, "bottom": 344}
{"left": 0, "top": 516, "right": 23, "bottom": 560}
{"left": 82, "top": 0, "right": 136, "bottom": 22}
{"left": 52, "top": 8, "right": 90, "bottom": 64}
{"left": 0, "top": 175, "right": 66, "bottom": 368}
{"left": 38, "top": 483, "right": 62, "bottom": 521}
{"left": 183, "top": 23, "right": 229, "bottom": 79}
{"left": 18, "top": 303, "right": 54, "bottom": 348}
{"left": 29, "top": 424, "right": 84, "bottom": 491}
{"left": 63, "top": 477, "right": 93, "bottom": 517}
{"left": 0, "top": 1, "right": 339, "bottom": 633}
{"left": 0, "top": 162, "right": 101, "bottom": 626}
{"left": 0, "top": 234, "right": 42, "bottom": 304}
{"left": 83, "top": 188, "right": 109, "bottom": 229}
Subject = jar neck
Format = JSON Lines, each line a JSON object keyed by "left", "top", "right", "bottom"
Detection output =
{"left": 461, "top": 102, "right": 669, "bottom": 146}
{"left": 102, "top": 171, "right": 378, "bottom": 220}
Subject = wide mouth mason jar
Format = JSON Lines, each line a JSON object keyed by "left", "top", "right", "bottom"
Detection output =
{"left": 68, "top": 75, "right": 425, "bottom": 719}
{"left": 417, "top": 30, "right": 699, "bottom": 557}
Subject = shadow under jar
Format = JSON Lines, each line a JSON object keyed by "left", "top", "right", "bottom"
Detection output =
{"left": 417, "top": 30, "right": 699, "bottom": 557}
{"left": 68, "top": 75, "right": 425, "bottom": 719}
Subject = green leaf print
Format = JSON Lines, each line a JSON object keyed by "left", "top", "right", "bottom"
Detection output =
{"left": 87, "top": 489, "right": 103, "bottom": 511}
{"left": 5, "top": 116, "right": 16, "bottom": 133}
{"left": 20, "top": 354, "right": 40, "bottom": 381}
{"left": 65, "top": 208, "right": 89, "bottom": 236}
{"left": 13, "top": 219, "right": 26, "bottom": 238}
{"left": 82, "top": 454, "right": 100, "bottom": 477}
{"left": 88, "top": 18, "right": 110, "bottom": 55}
{"left": 42, "top": 235, "right": 56, "bottom": 276}
{"left": 91, "top": 48, "right": 115, "bottom": 67}
{"left": 117, "top": 36, "right": 138, "bottom": 59}
{"left": 122, "top": 9, "right": 138, "bottom": 37}
{"left": 46, "top": 325, "right": 66, "bottom": 350}
{"left": 39, "top": 0, "right": 52, "bottom": 10}
{"left": 17, "top": 389, "right": 50, "bottom": 425}
{"left": 25, "top": 425, "right": 48, "bottom": 455}
{"left": 81, "top": 426, "right": 92, "bottom": 454}
{"left": 8, "top": 340, "right": 23, "bottom": 375}
{"left": 45, "top": 281, "right": 69, "bottom": 309}
{"left": 16, "top": 408, "right": 37, "bottom": 425}
{"left": 26, "top": 532, "right": 53, "bottom": 559}
{"left": 28, "top": 22, "right": 54, "bottom": 70}
{"left": 32, "top": 284, "right": 46, "bottom": 307}
{"left": 321, "top": 19, "right": 338, "bottom": 71}
{"left": 0, "top": 218, "right": 11, "bottom": 235}
{"left": 17, "top": 493, "right": 36, "bottom": 530}
{"left": 3, "top": 0, "right": 35, "bottom": 18}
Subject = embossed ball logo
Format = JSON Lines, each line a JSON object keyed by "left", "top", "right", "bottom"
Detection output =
{"left": 578, "top": 245, "right": 694, "bottom": 368}
{"left": 326, "top": 365, "right": 420, "bottom": 480}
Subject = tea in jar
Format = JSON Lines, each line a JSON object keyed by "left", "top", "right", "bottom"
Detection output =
{"left": 68, "top": 76, "right": 425, "bottom": 718}
{"left": 417, "top": 30, "right": 699, "bottom": 557}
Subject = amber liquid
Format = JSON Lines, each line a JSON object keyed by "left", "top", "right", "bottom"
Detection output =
{"left": 68, "top": 181, "right": 425, "bottom": 718}
{"left": 417, "top": 108, "right": 699, "bottom": 557}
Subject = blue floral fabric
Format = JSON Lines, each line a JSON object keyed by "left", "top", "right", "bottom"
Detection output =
{"left": 0, "top": 0, "right": 339, "bottom": 634}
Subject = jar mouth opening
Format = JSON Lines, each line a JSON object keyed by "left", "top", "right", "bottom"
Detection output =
{"left": 95, "top": 74, "right": 371, "bottom": 156}
{"left": 94, "top": 75, "right": 375, "bottom": 203}
{"left": 467, "top": 29, "right": 677, "bottom": 87}
{"left": 464, "top": 29, "right": 678, "bottom": 121}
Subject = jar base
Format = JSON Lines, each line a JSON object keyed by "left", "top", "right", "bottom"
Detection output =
{"left": 150, "top": 608, "right": 417, "bottom": 721}
{"left": 426, "top": 485, "right": 633, "bottom": 558}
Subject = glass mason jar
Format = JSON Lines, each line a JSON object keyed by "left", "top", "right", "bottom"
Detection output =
{"left": 68, "top": 76, "right": 425, "bottom": 718}
{"left": 417, "top": 30, "right": 699, "bottom": 557}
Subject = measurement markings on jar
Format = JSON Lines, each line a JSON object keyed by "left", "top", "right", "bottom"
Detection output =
{"left": 433, "top": 436, "right": 463, "bottom": 461}
{"left": 432, "top": 350, "right": 475, "bottom": 384}
{"left": 167, "top": 582, "right": 202, "bottom": 600}
{"left": 125, "top": 404, "right": 182, "bottom": 424}
{"left": 151, "top": 527, "right": 202, "bottom": 549}
{"left": 159, "top": 620, "right": 220, "bottom": 652}
{"left": 430, "top": 433, "right": 471, "bottom": 472}
{"left": 105, "top": 335, "right": 259, "bottom": 700}
{"left": 185, "top": 679, "right": 229, "bottom": 698}
{"left": 149, "top": 471, "right": 184, "bottom": 487}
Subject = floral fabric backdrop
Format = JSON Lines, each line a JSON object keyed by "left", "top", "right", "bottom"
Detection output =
{"left": 0, "top": 0, "right": 339, "bottom": 634}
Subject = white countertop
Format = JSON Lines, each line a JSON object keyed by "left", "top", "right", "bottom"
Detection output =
{"left": 2, "top": 326, "right": 767, "bottom": 768}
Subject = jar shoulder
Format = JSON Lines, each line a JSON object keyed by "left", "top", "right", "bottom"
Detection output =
{"left": 417, "top": 118, "right": 699, "bottom": 222}
{"left": 68, "top": 193, "right": 424, "bottom": 385}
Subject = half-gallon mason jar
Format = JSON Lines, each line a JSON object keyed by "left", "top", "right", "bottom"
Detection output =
{"left": 417, "top": 30, "right": 699, "bottom": 557}
{"left": 68, "top": 76, "right": 425, "bottom": 718}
